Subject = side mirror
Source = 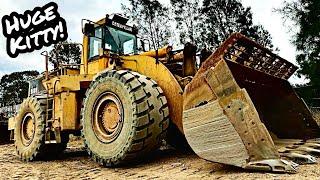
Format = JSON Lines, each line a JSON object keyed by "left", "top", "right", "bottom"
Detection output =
{"left": 139, "top": 39, "right": 145, "bottom": 52}
{"left": 83, "top": 23, "right": 95, "bottom": 37}
{"left": 133, "top": 24, "right": 139, "bottom": 35}
{"left": 137, "top": 38, "right": 150, "bottom": 52}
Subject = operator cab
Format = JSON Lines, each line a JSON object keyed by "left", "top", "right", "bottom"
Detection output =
{"left": 83, "top": 14, "right": 138, "bottom": 60}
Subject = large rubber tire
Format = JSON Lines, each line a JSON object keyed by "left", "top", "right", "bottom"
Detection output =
{"left": 81, "top": 70, "right": 169, "bottom": 166}
{"left": 15, "top": 97, "right": 46, "bottom": 161}
{"left": 15, "top": 97, "right": 69, "bottom": 161}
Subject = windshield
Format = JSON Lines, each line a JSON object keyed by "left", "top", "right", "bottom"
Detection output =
{"left": 105, "top": 26, "right": 137, "bottom": 54}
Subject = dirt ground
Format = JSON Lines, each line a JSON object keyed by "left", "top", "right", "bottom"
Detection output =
{"left": 0, "top": 140, "right": 319, "bottom": 180}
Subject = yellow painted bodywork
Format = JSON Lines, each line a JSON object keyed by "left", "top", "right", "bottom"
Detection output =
{"left": 45, "top": 74, "right": 93, "bottom": 94}
{"left": 42, "top": 18, "right": 184, "bottom": 132}
{"left": 44, "top": 53, "right": 184, "bottom": 132}
{"left": 139, "top": 46, "right": 170, "bottom": 58}
{"left": 80, "top": 26, "right": 184, "bottom": 131}
{"left": 54, "top": 92, "right": 78, "bottom": 130}
{"left": 87, "top": 57, "right": 110, "bottom": 74}
{"left": 65, "top": 69, "right": 80, "bottom": 75}
{"left": 80, "top": 36, "right": 89, "bottom": 74}
{"left": 121, "top": 55, "right": 184, "bottom": 132}
{"left": 43, "top": 74, "right": 94, "bottom": 131}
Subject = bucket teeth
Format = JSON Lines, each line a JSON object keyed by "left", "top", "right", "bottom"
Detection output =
{"left": 281, "top": 145, "right": 320, "bottom": 155}
{"left": 245, "top": 159, "right": 298, "bottom": 173}
{"left": 274, "top": 139, "right": 320, "bottom": 149}
{"left": 304, "top": 142, "right": 320, "bottom": 149}
{"left": 292, "top": 146, "right": 320, "bottom": 155}
{"left": 307, "top": 138, "right": 320, "bottom": 143}
{"left": 274, "top": 139, "right": 304, "bottom": 144}
{"left": 279, "top": 151, "right": 317, "bottom": 164}
{"left": 275, "top": 139, "right": 320, "bottom": 165}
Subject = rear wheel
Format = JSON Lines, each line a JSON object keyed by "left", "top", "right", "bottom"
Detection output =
{"left": 15, "top": 98, "right": 46, "bottom": 161}
{"left": 81, "top": 70, "right": 169, "bottom": 166}
{"left": 15, "top": 97, "right": 68, "bottom": 161}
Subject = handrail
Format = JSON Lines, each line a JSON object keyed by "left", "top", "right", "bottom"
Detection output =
{"left": 40, "top": 43, "right": 84, "bottom": 74}
{"left": 40, "top": 51, "right": 49, "bottom": 80}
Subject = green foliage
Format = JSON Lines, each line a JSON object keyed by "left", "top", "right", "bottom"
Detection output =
{"left": 294, "top": 83, "right": 320, "bottom": 109}
{"left": 0, "top": 71, "right": 39, "bottom": 106}
{"left": 123, "top": 0, "right": 274, "bottom": 51}
{"left": 122, "top": 0, "right": 172, "bottom": 49}
{"left": 200, "top": 0, "right": 274, "bottom": 50}
{"left": 277, "top": 0, "right": 320, "bottom": 86}
{"left": 49, "top": 40, "right": 81, "bottom": 68}
{"left": 171, "top": 0, "right": 202, "bottom": 44}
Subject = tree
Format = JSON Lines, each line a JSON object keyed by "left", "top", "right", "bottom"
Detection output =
{"left": 277, "top": 0, "right": 320, "bottom": 87}
{"left": 200, "top": 0, "right": 274, "bottom": 50}
{"left": 122, "top": 0, "right": 172, "bottom": 49}
{"left": 171, "top": 0, "right": 202, "bottom": 45}
{"left": 0, "top": 71, "right": 39, "bottom": 107}
{"left": 49, "top": 40, "right": 81, "bottom": 68}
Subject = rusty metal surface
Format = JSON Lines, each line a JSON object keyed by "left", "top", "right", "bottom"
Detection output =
{"left": 182, "top": 43, "right": 197, "bottom": 77}
{"left": 223, "top": 33, "right": 297, "bottom": 80}
{"left": 182, "top": 33, "right": 319, "bottom": 173}
{"left": 225, "top": 60, "right": 320, "bottom": 139}
{"left": 204, "top": 61, "right": 280, "bottom": 161}
{"left": 188, "top": 33, "right": 297, "bottom": 98}
{"left": 183, "top": 59, "right": 298, "bottom": 173}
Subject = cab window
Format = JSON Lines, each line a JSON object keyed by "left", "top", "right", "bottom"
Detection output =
{"left": 88, "top": 28, "right": 102, "bottom": 59}
{"left": 106, "top": 26, "right": 137, "bottom": 54}
{"left": 88, "top": 25, "right": 137, "bottom": 59}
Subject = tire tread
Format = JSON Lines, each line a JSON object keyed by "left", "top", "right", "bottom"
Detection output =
{"left": 81, "top": 70, "right": 169, "bottom": 166}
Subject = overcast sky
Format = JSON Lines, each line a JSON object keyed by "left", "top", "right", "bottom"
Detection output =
{"left": 0, "top": 0, "right": 304, "bottom": 84}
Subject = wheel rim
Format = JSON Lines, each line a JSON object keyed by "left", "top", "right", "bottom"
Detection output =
{"left": 92, "top": 92, "right": 124, "bottom": 143}
{"left": 21, "top": 112, "right": 35, "bottom": 146}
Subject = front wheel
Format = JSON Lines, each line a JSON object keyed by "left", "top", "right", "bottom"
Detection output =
{"left": 81, "top": 70, "right": 169, "bottom": 166}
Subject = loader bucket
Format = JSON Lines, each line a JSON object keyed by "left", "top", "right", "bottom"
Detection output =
{"left": 182, "top": 33, "right": 320, "bottom": 173}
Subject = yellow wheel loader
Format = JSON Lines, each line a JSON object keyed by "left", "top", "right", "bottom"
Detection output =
{"left": 9, "top": 14, "right": 320, "bottom": 173}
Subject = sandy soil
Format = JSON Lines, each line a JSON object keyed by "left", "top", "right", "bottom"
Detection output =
{"left": 0, "top": 140, "right": 319, "bottom": 180}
